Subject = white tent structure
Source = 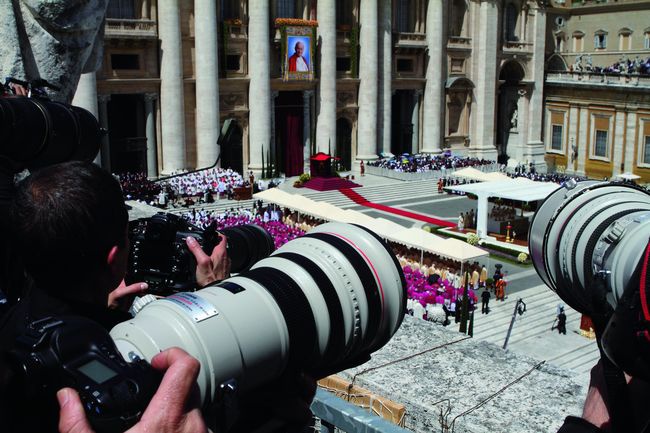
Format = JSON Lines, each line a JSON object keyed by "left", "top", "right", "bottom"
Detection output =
{"left": 254, "top": 189, "right": 490, "bottom": 264}
{"left": 446, "top": 179, "right": 560, "bottom": 239}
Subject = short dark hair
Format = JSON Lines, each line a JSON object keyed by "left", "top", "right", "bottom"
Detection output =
{"left": 10, "top": 161, "right": 128, "bottom": 292}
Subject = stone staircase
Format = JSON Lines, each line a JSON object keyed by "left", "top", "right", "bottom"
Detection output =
{"left": 470, "top": 283, "right": 599, "bottom": 383}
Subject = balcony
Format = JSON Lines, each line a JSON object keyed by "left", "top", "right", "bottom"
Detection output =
{"left": 394, "top": 32, "right": 427, "bottom": 49}
{"left": 546, "top": 71, "right": 650, "bottom": 89}
{"left": 224, "top": 23, "right": 248, "bottom": 41}
{"left": 447, "top": 36, "right": 472, "bottom": 51}
{"left": 502, "top": 40, "right": 534, "bottom": 55}
{"left": 105, "top": 19, "right": 157, "bottom": 39}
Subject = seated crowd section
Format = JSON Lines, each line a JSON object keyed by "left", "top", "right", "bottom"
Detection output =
{"left": 367, "top": 152, "right": 495, "bottom": 173}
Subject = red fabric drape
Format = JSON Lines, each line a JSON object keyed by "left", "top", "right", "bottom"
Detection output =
{"left": 284, "top": 114, "right": 303, "bottom": 176}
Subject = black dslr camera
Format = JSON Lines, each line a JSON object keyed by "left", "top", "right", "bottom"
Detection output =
{"left": 127, "top": 212, "right": 276, "bottom": 295}
{"left": 8, "top": 316, "right": 160, "bottom": 433}
{"left": 127, "top": 212, "right": 220, "bottom": 295}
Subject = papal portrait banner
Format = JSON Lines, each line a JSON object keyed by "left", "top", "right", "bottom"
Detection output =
{"left": 276, "top": 19, "right": 317, "bottom": 81}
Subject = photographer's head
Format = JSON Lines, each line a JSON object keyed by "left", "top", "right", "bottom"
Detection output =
{"left": 11, "top": 161, "right": 128, "bottom": 304}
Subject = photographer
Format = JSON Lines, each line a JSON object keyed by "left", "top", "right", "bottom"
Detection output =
{"left": 0, "top": 161, "right": 229, "bottom": 432}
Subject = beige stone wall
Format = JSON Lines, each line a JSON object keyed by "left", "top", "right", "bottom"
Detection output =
{"left": 554, "top": 2, "right": 650, "bottom": 67}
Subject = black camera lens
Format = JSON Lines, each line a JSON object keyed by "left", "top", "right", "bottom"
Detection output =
{"left": 0, "top": 96, "right": 100, "bottom": 167}
{"left": 220, "top": 224, "right": 276, "bottom": 273}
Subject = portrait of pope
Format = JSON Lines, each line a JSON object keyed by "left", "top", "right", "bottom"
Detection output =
{"left": 287, "top": 36, "right": 310, "bottom": 72}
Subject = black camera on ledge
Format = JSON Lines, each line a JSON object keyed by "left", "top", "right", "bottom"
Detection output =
{"left": 126, "top": 212, "right": 275, "bottom": 295}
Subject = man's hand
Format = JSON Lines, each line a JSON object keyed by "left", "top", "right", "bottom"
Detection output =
{"left": 57, "top": 348, "right": 207, "bottom": 433}
{"left": 108, "top": 280, "right": 148, "bottom": 310}
{"left": 186, "top": 234, "right": 231, "bottom": 287}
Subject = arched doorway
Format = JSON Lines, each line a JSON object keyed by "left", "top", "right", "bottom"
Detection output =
{"left": 220, "top": 120, "right": 243, "bottom": 174}
{"left": 496, "top": 61, "right": 525, "bottom": 164}
{"left": 336, "top": 117, "right": 352, "bottom": 170}
{"left": 274, "top": 91, "right": 304, "bottom": 177}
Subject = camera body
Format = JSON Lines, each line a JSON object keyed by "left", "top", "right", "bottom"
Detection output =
{"left": 127, "top": 212, "right": 220, "bottom": 295}
{"left": 9, "top": 316, "right": 160, "bottom": 433}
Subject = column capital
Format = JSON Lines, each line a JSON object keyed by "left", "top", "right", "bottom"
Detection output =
{"left": 144, "top": 92, "right": 159, "bottom": 102}
{"left": 98, "top": 94, "right": 111, "bottom": 104}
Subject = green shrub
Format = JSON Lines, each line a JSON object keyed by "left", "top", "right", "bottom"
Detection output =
{"left": 298, "top": 173, "right": 311, "bottom": 183}
{"left": 466, "top": 233, "right": 479, "bottom": 246}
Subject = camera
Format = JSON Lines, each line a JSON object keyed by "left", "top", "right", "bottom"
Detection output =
{"left": 113, "top": 222, "right": 407, "bottom": 406}
{"left": 529, "top": 180, "right": 650, "bottom": 379}
{"left": 126, "top": 212, "right": 275, "bottom": 295}
{"left": 7, "top": 316, "right": 160, "bottom": 433}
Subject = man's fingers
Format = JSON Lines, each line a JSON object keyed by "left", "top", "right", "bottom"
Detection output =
{"left": 186, "top": 236, "right": 211, "bottom": 266}
{"left": 57, "top": 388, "right": 95, "bottom": 433}
{"left": 211, "top": 234, "right": 228, "bottom": 259}
{"left": 141, "top": 348, "right": 201, "bottom": 422}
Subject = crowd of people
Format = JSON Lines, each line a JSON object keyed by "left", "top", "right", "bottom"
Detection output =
{"left": 117, "top": 172, "right": 162, "bottom": 203}
{"left": 367, "top": 152, "right": 495, "bottom": 174}
{"left": 572, "top": 53, "right": 650, "bottom": 76}
{"left": 508, "top": 170, "right": 588, "bottom": 184}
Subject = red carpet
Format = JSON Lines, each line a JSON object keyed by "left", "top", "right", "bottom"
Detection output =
{"left": 340, "top": 188, "right": 455, "bottom": 228}
{"left": 304, "top": 177, "right": 362, "bottom": 191}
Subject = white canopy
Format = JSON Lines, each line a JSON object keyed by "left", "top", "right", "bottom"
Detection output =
{"left": 254, "top": 189, "right": 489, "bottom": 263}
{"left": 446, "top": 178, "right": 559, "bottom": 202}
{"left": 616, "top": 172, "right": 641, "bottom": 180}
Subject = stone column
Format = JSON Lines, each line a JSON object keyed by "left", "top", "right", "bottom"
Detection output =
{"left": 421, "top": 0, "right": 445, "bottom": 153}
{"left": 612, "top": 110, "right": 626, "bottom": 176}
{"left": 378, "top": 0, "right": 392, "bottom": 156}
{"left": 72, "top": 72, "right": 101, "bottom": 165}
{"left": 472, "top": 0, "right": 498, "bottom": 158}
{"left": 577, "top": 105, "right": 588, "bottom": 175}
{"left": 356, "top": 0, "right": 378, "bottom": 161}
{"left": 304, "top": 91, "right": 314, "bottom": 166}
{"left": 248, "top": 0, "right": 272, "bottom": 174}
{"left": 412, "top": 90, "right": 423, "bottom": 154}
{"left": 97, "top": 95, "right": 111, "bottom": 172}
{"left": 159, "top": 0, "right": 186, "bottom": 173}
{"left": 144, "top": 93, "right": 158, "bottom": 178}
{"left": 195, "top": 0, "right": 220, "bottom": 167}
{"left": 624, "top": 110, "right": 637, "bottom": 172}
{"left": 316, "top": 0, "right": 336, "bottom": 154}
{"left": 270, "top": 91, "right": 278, "bottom": 175}
{"left": 526, "top": 5, "right": 546, "bottom": 169}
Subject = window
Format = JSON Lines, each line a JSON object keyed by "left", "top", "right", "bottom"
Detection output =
{"left": 395, "top": 0, "right": 414, "bottom": 32}
{"left": 336, "top": 57, "right": 351, "bottom": 72}
{"left": 277, "top": 0, "right": 297, "bottom": 18}
{"left": 221, "top": 0, "right": 239, "bottom": 20}
{"left": 552, "top": 125, "right": 563, "bottom": 150}
{"left": 594, "top": 31, "right": 607, "bottom": 49}
{"left": 106, "top": 0, "right": 135, "bottom": 19}
{"left": 505, "top": 3, "right": 518, "bottom": 41}
{"left": 225, "top": 55, "right": 241, "bottom": 71}
{"left": 619, "top": 28, "right": 632, "bottom": 51}
{"left": 594, "top": 130, "right": 608, "bottom": 157}
{"left": 555, "top": 35, "right": 563, "bottom": 52}
{"left": 396, "top": 58, "right": 414, "bottom": 72}
{"left": 645, "top": 29, "right": 650, "bottom": 49}
{"left": 644, "top": 136, "right": 650, "bottom": 165}
{"left": 573, "top": 31, "right": 584, "bottom": 52}
{"left": 336, "top": 0, "right": 352, "bottom": 27}
{"left": 111, "top": 54, "right": 139, "bottom": 70}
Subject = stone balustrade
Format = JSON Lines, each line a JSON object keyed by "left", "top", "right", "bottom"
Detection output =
{"left": 546, "top": 71, "right": 650, "bottom": 88}
{"left": 105, "top": 19, "right": 157, "bottom": 39}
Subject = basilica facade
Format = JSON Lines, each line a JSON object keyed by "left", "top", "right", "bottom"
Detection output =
{"left": 75, "top": 0, "right": 550, "bottom": 177}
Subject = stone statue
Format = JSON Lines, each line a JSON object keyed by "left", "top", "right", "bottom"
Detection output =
{"left": 573, "top": 55, "right": 583, "bottom": 72}
{"left": 633, "top": 56, "right": 642, "bottom": 74}
{"left": 0, "top": 0, "right": 109, "bottom": 102}
{"left": 585, "top": 54, "right": 593, "bottom": 72}
{"left": 619, "top": 55, "right": 629, "bottom": 74}
{"left": 510, "top": 107, "right": 518, "bottom": 130}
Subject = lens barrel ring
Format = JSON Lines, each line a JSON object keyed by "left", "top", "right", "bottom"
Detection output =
{"left": 273, "top": 252, "right": 347, "bottom": 366}
{"left": 304, "top": 232, "right": 382, "bottom": 351}
{"left": 244, "top": 267, "right": 318, "bottom": 368}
